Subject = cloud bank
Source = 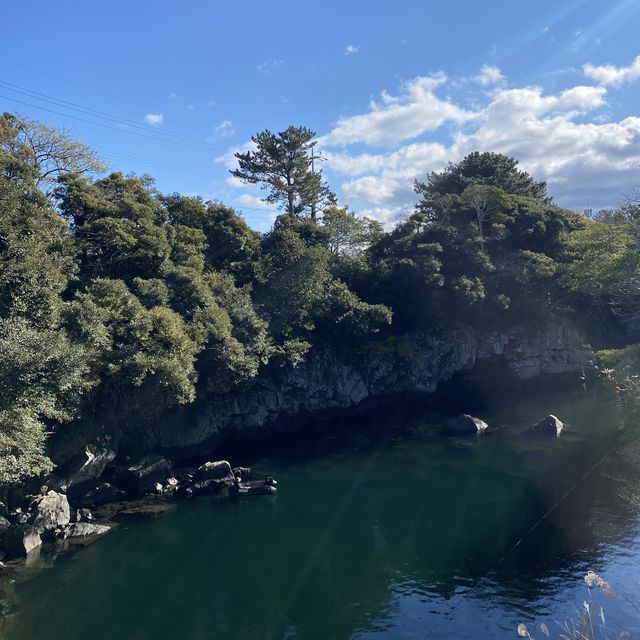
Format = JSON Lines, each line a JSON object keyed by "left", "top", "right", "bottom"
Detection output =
{"left": 316, "top": 59, "right": 640, "bottom": 223}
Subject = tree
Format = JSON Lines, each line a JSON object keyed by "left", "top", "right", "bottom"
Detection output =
{"left": 462, "top": 184, "right": 511, "bottom": 253}
{"left": 321, "top": 205, "right": 383, "bottom": 256}
{"left": 1, "top": 112, "right": 105, "bottom": 199}
{"left": 415, "top": 152, "right": 548, "bottom": 221}
{"left": 231, "top": 126, "right": 334, "bottom": 220}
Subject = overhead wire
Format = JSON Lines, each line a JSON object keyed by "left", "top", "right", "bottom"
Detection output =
{"left": 0, "top": 79, "right": 215, "bottom": 147}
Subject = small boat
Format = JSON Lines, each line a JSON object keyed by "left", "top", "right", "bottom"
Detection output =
{"left": 230, "top": 476, "right": 277, "bottom": 497}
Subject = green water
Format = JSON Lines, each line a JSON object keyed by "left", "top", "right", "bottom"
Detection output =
{"left": 3, "top": 383, "right": 640, "bottom": 639}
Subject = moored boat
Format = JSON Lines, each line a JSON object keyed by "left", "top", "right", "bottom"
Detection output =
{"left": 230, "top": 476, "right": 277, "bottom": 497}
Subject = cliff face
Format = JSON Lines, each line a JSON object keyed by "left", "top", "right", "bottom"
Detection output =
{"left": 134, "top": 320, "right": 594, "bottom": 456}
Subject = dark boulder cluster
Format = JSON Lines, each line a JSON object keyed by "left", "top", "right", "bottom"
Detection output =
{"left": 0, "top": 490, "right": 110, "bottom": 559}
{"left": 0, "top": 446, "right": 242, "bottom": 561}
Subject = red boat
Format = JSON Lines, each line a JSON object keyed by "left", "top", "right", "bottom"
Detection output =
{"left": 230, "top": 476, "right": 277, "bottom": 497}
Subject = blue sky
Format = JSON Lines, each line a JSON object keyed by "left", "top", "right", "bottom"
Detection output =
{"left": 3, "top": 0, "right": 640, "bottom": 229}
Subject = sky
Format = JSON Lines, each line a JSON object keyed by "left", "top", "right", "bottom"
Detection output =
{"left": 3, "top": 0, "right": 640, "bottom": 230}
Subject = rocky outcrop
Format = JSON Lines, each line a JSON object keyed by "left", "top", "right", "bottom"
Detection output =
{"left": 2, "top": 525, "right": 42, "bottom": 558}
{"left": 133, "top": 320, "right": 593, "bottom": 455}
{"left": 78, "top": 483, "right": 126, "bottom": 507}
{"left": 32, "top": 491, "right": 70, "bottom": 535}
{"left": 61, "top": 522, "right": 111, "bottom": 540}
{"left": 531, "top": 414, "right": 564, "bottom": 437}
{"left": 195, "top": 460, "right": 232, "bottom": 482}
{"left": 66, "top": 445, "right": 116, "bottom": 493}
{"left": 112, "top": 455, "right": 172, "bottom": 496}
{"left": 449, "top": 414, "right": 489, "bottom": 434}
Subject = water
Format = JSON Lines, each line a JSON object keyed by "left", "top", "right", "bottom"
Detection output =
{"left": 3, "top": 382, "right": 640, "bottom": 639}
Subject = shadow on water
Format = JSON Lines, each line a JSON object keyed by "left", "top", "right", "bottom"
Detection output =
{"left": 3, "top": 376, "right": 640, "bottom": 640}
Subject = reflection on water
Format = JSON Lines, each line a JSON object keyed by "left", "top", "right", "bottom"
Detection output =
{"left": 3, "top": 382, "right": 640, "bottom": 639}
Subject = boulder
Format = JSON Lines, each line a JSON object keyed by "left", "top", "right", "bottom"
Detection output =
{"left": 191, "top": 478, "right": 230, "bottom": 496}
{"left": 195, "top": 460, "right": 232, "bottom": 482}
{"left": 62, "top": 522, "right": 111, "bottom": 540}
{"left": 232, "top": 466, "right": 251, "bottom": 480}
{"left": 75, "top": 508, "right": 93, "bottom": 522}
{"left": 0, "top": 516, "right": 11, "bottom": 531}
{"left": 32, "top": 491, "right": 70, "bottom": 534}
{"left": 531, "top": 414, "right": 564, "bottom": 436}
{"left": 66, "top": 445, "right": 116, "bottom": 494}
{"left": 449, "top": 414, "right": 489, "bottom": 434}
{"left": 2, "top": 525, "right": 42, "bottom": 558}
{"left": 78, "top": 483, "right": 126, "bottom": 508}
{"left": 112, "top": 455, "right": 173, "bottom": 495}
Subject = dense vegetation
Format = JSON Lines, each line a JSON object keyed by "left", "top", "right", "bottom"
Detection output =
{"left": 1, "top": 113, "right": 636, "bottom": 484}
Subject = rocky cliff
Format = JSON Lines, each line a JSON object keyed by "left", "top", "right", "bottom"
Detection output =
{"left": 131, "top": 319, "right": 594, "bottom": 456}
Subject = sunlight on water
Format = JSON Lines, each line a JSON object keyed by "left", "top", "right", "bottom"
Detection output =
{"left": 3, "top": 383, "right": 640, "bottom": 640}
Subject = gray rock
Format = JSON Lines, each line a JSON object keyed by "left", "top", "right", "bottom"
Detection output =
{"left": 75, "top": 508, "right": 93, "bottom": 522}
{"left": 2, "top": 525, "right": 42, "bottom": 558}
{"left": 124, "top": 320, "right": 592, "bottom": 456}
{"left": 67, "top": 445, "right": 116, "bottom": 492}
{"left": 531, "top": 414, "right": 564, "bottom": 436}
{"left": 62, "top": 522, "right": 111, "bottom": 540}
{"left": 195, "top": 460, "right": 232, "bottom": 482}
{"left": 0, "top": 516, "right": 11, "bottom": 531}
{"left": 79, "top": 483, "right": 126, "bottom": 508}
{"left": 32, "top": 491, "right": 70, "bottom": 534}
{"left": 449, "top": 414, "right": 489, "bottom": 434}
{"left": 112, "top": 455, "right": 173, "bottom": 495}
{"left": 191, "top": 478, "right": 229, "bottom": 496}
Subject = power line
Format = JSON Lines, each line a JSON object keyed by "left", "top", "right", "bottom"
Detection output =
{"left": 0, "top": 93, "right": 216, "bottom": 153}
{"left": 0, "top": 79, "right": 215, "bottom": 147}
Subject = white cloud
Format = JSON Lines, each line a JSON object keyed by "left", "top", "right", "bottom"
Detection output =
{"left": 236, "top": 193, "right": 273, "bottom": 210}
{"left": 345, "top": 44, "right": 359, "bottom": 55}
{"left": 206, "top": 100, "right": 217, "bottom": 107}
{"left": 144, "top": 113, "right": 164, "bottom": 126}
{"left": 316, "top": 72, "right": 640, "bottom": 220}
{"left": 226, "top": 176, "right": 245, "bottom": 188}
{"left": 584, "top": 55, "right": 640, "bottom": 87}
{"left": 169, "top": 92, "right": 177, "bottom": 99}
{"left": 214, "top": 119, "right": 235, "bottom": 138}
{"left": 474, "top": 64, "right": 505, "bottom": 86}
{"left": 257, "top": 59, "right": 284, "bottom": 75}
{"left": 319, "top": 74, "right": 475, "bottom": 147}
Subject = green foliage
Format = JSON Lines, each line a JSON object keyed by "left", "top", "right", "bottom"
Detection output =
{"left": 1, "top": 112, "right": 105, "bottom": 199}
{"left": 415, "top": 151, "right": 548, "bottom": 209}
{"left": 230, "top": 126, "right": 334, "bottom": 219}
{"left": 563, "top": 220, "right": 639, "bottom": 296}
{"left": 322, "top": 205, "right": 383, "bottom": 256}
{"left": 3, "top": 115, "right": 640, "bottom": 485}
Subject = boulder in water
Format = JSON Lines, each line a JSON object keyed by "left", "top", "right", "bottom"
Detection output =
{"left": 449, "top": 414, "right": 489, "bottom": 434}
{"left": 32, "top": 491, "right": 70, "bottom": 534}
{"left": 79, "top": 483, "right": 126, "bottom": 508}
{"left": 531, "top": 414, "right": 564, "bottom": 437}
{"left": 62, "top": 522, "right": 111, "bottom": 540}
{"left": 2, "top": 525, "right": 42, "bottom": 558}
{"left": 66, "top": 445, "right": 116, "bottom": 494}
{"left": 195, "top": 460, "right": 232, "bottom": 482}
{"left": 112, "top": 455, "right": 173, "bottom": 495}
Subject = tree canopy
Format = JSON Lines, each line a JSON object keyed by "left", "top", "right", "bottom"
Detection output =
{"left": 1, "top": 113, "right": 634, "bottom": 484}
{"left": 231, "top": 126, "right": 334, "bottom": 219}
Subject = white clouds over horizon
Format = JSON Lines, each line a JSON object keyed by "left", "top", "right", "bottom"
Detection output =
{"left": 315, "top": 61, "right": 640, "bottom": 223}
{"left": 319, "top": 73, "right": 474, "bottom": 147}
{"left": 220, "top": 58, "right": 640, "bottom": 224}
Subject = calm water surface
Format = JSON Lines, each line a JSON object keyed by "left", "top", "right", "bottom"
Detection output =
{"left": 3, "top": 383, "right": 640, "bottom": 639}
